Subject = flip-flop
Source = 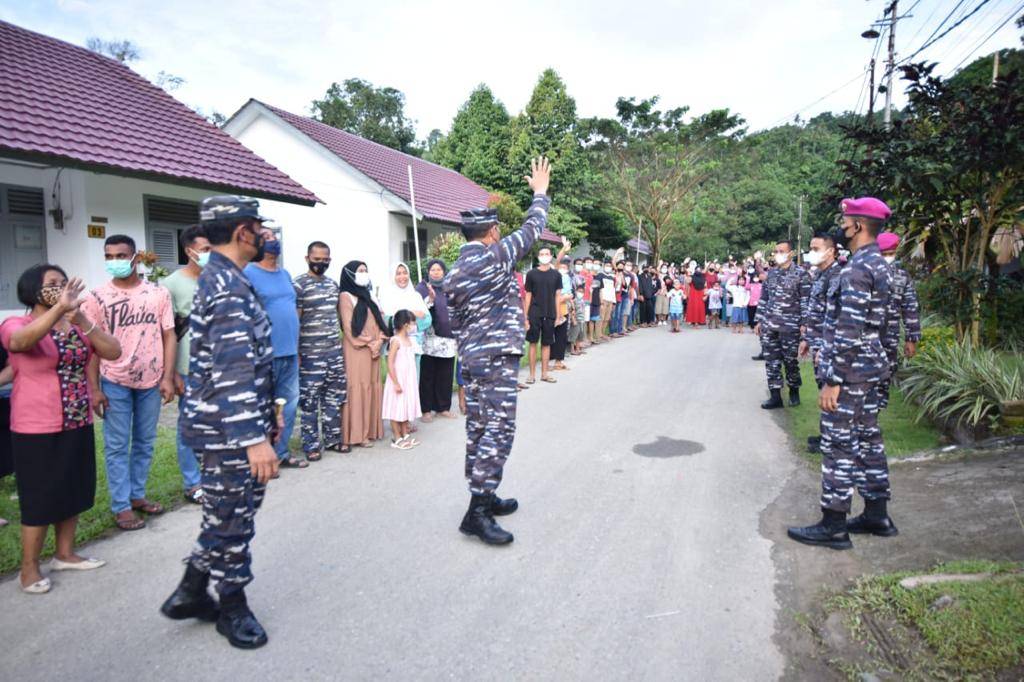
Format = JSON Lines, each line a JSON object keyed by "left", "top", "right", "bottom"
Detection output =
{"left": 525, "top": 378, "right": 536, "bottom": 385}
{"left": 115, "top": 511, "right": 145, "bottom": 531}
{"left": 306, "top": 452, "right": 322, "bottom": 462}
{"left": 541, "top": 376, "right": 557, "bottom": 383}
{"left": 130, "top": 500, "right": 164, "bottom": 515}
{"left": 390, "top": 438, "right": 413, "bottom": 450}
{"left": 280, "top": 456, "right": 309, "bottom": 468}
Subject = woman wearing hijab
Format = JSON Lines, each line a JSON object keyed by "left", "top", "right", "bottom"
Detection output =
{"left": 338, "top": 261, "right": 388, "bottom": 447}
{"left": 686, "top": 267, "right": 707, "bottom": 327}
{"left": 378, "top": 263, "right": 431, "bottom": 346}
{"left": 415, "top": 259, "right": 458, "bottom": 421}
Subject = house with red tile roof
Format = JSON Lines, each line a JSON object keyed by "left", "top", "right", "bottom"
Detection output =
{"left": 0, "top": 20, "right": 316, "bottom": 316}
{"left": 223, "top": 99, "right": 553, "bottom": 284}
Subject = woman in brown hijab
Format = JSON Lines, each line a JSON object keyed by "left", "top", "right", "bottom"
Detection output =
{"left": 338, "top": 261, "right": 387, "bottom": 447}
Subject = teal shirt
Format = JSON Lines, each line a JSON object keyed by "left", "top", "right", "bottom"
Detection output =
{"left": 162, "top": 268, "right": 199, "bottom": 376}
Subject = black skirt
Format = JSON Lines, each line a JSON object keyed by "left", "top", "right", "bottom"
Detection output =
{"left": 12, "top": 425, "right": 96, "bottom": 526}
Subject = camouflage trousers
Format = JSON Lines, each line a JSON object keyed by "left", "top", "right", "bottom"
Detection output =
{"left": 299, "top": 350, "right": 347, "bottom": 453}
{"left": 461, "top": 355, "right": 519, "bottom": 495}
{"left": 820, "top": 382, "right": 890, "bottom": 514}
{"left": 188, "top": 448, "right": 265, "bottom": 596}
{"left": 764, "top": 329, "right": 801, "bottom": 390}
{"left": 877, "top": 344, "right": 899, "bottom": 409}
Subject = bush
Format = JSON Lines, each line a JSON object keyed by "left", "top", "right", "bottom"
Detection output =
{"left": 900, "top": 339, "right": 1024, "bottom": 430}
{"left": 917, "top": 325, "right": 955, "bottom": 352}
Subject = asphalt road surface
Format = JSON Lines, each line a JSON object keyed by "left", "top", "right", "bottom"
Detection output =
{"left": 1, "top": 326, "right": 797, "bottom": 681}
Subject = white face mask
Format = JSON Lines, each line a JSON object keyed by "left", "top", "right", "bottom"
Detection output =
{"left": 603, "top": 266, "right": 612, "bottom": 274}
{"left": 805, "top": 251, "right": 823, "bottom": 266}
{"left": 660, "top": 267, "right": 667, "bottom": 274}
{"left": 559, "top": 268, "right": 569, "bottom": 276}
{"left": 354, "top": 271, "right": 371, "bottom": 287}
{"left": 884, "top": 255, "right": 896, "bottom": 264}
{"left": 774, "top": 252, "right": 790, "bottom": 265}
{"left": 575, "top": 265, "right": 583, "bottom": 272}
{"left": 538, "top": 255, "right": 552, "bottom": 266}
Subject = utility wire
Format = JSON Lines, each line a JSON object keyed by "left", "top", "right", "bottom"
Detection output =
{"left": 899, "top": 0, "right": 996, "bottom": 64}
{"left": 906, "top": 0, "right": 952, "bottom": 44}
{"left": 950, "top": 1, "right": 1024, "bottom": 70}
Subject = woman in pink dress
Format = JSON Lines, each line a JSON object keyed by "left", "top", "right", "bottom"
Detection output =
{"left": 383, "top": 310, "right": 422, "bottom": 450}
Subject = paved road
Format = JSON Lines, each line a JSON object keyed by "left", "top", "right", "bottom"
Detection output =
{"left": 1, "top": 326, "right": 797, "bottom": 681}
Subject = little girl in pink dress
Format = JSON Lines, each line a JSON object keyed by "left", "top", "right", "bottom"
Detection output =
{"left": 383, "top": 310, "right": 422, "bottom": 449}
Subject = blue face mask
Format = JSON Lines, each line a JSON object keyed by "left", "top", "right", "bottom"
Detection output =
{"left": 105, "top": 258, "right": 134, "bottom": 279}
{"left": 196, "top": 252, "right": 210, "bottom": 268}
{"left": 264, "top": 240, "right": 282, "bottom": 256}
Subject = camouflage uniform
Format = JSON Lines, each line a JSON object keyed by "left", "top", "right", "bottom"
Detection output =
{"left": 445, "top": 194, "right": 550, "bottom": 494}
{"left": 756, "top": 263, "right": 812, "bottom": 389}
{"left": 878, "top": 261, "right": 921, "bottom": 408}
{"left": 803, "top": 261, "right": 843, "bottom": 382}
{"left": 182, "top": 251, "right": 274, "bottom": 596}
{"left": 294, "top": 273, "right": 346, "bottom": 453}
{"left": 817, "top": 243, "right": 891, "bottom": 514}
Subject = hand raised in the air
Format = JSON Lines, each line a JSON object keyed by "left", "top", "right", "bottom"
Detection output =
{"left": 524, "top": 157, "right": 551, "bottom": 196}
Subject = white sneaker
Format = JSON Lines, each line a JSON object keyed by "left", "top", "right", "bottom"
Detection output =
{"left": 49, "top": 557, "right": 106, "bottom": 571}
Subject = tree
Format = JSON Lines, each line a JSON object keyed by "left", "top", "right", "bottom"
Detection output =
{"left": 430, "top": 85, "right": 515, "bottom": 191}
{"left": 836, "top": 62, "right": 1024, "bottom": 344}
{"left": 86, "top": 37, "right": 139, "bottom": 63}
{"left": 587, "top": 96, "right": 745, "bottom": 263}
{"left": 311, "top": 78, "right": 418, "bottom": 154}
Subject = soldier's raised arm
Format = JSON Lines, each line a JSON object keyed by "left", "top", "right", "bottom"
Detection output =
{"left": 497, "top": 157, "right": 551, "bottom": 267}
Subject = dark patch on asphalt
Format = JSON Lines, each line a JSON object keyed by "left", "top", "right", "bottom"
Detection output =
{"left": 633, "top": 437, "right": 705, "bottom": 458}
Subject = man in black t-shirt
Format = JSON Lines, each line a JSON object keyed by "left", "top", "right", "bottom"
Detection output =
{"left": 524, "top": 246, "right": 561, "bottom": 384}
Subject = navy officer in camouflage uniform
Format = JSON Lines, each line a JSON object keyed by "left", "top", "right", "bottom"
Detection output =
{"left": 294, "top": 240, "right": 348, "bottom": 459}
{"left": 799, "top": 231, "right": 842, "bottom": 453}
{"left": 755, "top": 240, "right": 811, "bottom": 409}
{"left": 876, "top": 231, "right": 921, "bottom": 409}
{"left": 445, "top": 157, "right": 551, "bottom": 546}
{"left": 788, "top": 197, "right": 896, "bottom": 550}
{"left": 160, "top": 195, "right": 281, "bottom": 649}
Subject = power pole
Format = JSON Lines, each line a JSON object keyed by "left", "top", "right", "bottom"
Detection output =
{"left": 993, "top": 51, "right": 1001, "bottom": 83}
{"left": 883, "top": 0, "right": 898, "bottom": 130}
{"left": 867, "top": 58, "right": 876, "bottom": 124}
{"left": 797, "top": 196, "right": 804, "bottom": 260}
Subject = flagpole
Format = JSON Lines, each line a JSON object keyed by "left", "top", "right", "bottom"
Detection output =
{"left": 636, "top": 218, "right": 642, "bottom": 264}
{"left": 407, "top": 164, "right": 423, "bottom": 282}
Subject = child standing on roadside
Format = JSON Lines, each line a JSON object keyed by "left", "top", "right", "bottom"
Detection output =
{"left": 706, "top": 285, "right": 722, "bottom": 329}
{"left": 383, "top": 310, "right": 422, "bottom": 449}
{"left": 668, "top": 282, "right": 685, "bottom": 333}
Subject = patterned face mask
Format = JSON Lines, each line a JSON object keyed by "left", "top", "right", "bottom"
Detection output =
{"left": 39, "top": 284, "right": 63, "bottom": 307}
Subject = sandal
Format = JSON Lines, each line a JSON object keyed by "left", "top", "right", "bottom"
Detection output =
{"left": 306, "top": 452, "right": 322, "bottom": 462}
{"left": 403, "top": 436, "right": 421, "bottom": 447}
{"left": 337, "top": 445, "right": 352, "bottom": 453}
{"left": 115, "top": 510, "right": 145, "bottom": 531}
{"left": 541, "top": 376, "right": 557, "bottom": 383}
{"left": 184, "top": 486, "right": 204, "bottom": 504}
{"left": 357, "top": 442, "right": 375, "bottom": 448}
{"left": 131, "top": 499, "right": 164, "bottom": 515}
{"left": 525, "top": 378, "right": 536, "bottom": 385}
{"left": 390, "top": 438, "right": 413, "bottom": 450}
{"left": 280, "top": 456, "right": 309, "bottom": 468}
{"left": 517, "top": 383, "right": 530, "bottom": 390}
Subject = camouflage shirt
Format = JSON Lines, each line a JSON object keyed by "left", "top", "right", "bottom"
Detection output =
{"left": 881, "top": 261, "right": 922, "bottom": 352}
{"left": 818, "top": 243, "right": 891, "bottom": 386}
{"left": 755, "top": 263, "right": 812, "bottom": 334}
{"left": 182, "top": 251, "right": 274, "bottom": 451}
{"left": 445, "top": 194, "right": 550, "bottom": 366}
{"left": 803, "top": 261, "right": 842, "bottom": 352}
{"left": 294, "top": 273, "right": 341, "bottom": 355}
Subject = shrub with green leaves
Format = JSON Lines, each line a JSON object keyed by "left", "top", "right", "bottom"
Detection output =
{"left": 917, "top": 325, "right": 955, "bottom": 352}
{"left": 900, "top": 339, "right": 1024, "bottom": 429}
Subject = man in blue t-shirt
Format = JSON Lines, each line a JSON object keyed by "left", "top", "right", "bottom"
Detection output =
{"left": 244, "top": 227, "right": 305, "bottom": 469}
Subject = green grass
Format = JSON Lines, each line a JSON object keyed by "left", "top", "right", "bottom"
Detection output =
{"left": 787, "top": 362, "right": 942, "bottom": 459}
{"left": 0, "top": 426, "right": 181, "bottom": 575}
{"left": 831, "top": 560, "right": 1024, "bottom": 677}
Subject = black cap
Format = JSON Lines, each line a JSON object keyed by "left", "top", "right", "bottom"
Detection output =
{"left": 199, "top": 195, "right": 268, "bottom": 225}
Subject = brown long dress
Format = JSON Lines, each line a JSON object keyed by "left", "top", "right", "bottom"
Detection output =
{"left": 339, "top": 292, "right": 386, "bottom": 445}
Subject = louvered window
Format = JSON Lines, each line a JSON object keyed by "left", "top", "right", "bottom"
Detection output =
{"left": 144, "top": 196, "right": 199, "bottom": 272}
{"left": 0, "top": 184, "right": 47, "bottom": 309}
{"left": 7, "top": 187, "right": 45, "bottom": 216}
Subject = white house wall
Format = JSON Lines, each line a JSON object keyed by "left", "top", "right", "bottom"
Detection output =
{"left": 0, "top": 160, "right": 209, "bottom": 319}
{"left": 386, "top": 212, "right": 455, "bottom": 276}
{"left": 225, "top": 113, "right": 395, "bottom": 283}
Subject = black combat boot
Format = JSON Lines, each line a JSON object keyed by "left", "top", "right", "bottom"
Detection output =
{"left": 847, "top": 498, "right": 899, "bottom": 537}
{"left": 787, "top": 509, "right": 853, "bottom": 550}
{"left": 216, "top": 590, "right": 268, "bottom": 649}
{"left": 751, "top": 353, "right": 766, "bottom": 361}
{"left": 761, "top": 389, "right": 784, "bottom": 410}
{"left": 806, "top": 435, "right": 821, "bottom": 454}
{"left": 160, "top": 563, "right": 219, "bottom": 622}
{"left": 789, "top": 387, "right": 801, "bottom": 407}
{"left": 490, "top": 494, "right": 519, "bottom": 516}
{"left": 459, "top": 493, "right": 514, "bottom": 545}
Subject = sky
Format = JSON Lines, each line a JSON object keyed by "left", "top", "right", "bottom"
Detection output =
{"left": 2, "top": 0, "right": 1022, "bottom": 138}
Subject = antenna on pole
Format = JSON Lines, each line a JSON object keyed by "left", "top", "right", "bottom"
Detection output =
{"left": 407, "top": 164, "right": 423, "bottom": 282}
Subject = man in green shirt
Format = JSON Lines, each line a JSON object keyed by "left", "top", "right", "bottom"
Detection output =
{"left": 162, "top": 225, "right": 211, "bottom": 503}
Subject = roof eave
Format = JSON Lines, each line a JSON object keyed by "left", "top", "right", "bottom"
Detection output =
{"left": 0, "top": 148, "right": 320, "bottom": 207}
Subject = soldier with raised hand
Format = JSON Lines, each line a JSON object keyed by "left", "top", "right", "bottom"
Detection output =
{"left": 799, "top": 231, "right": 842, "bottom": 454}
{"left": 755, "top": 240, "right": 812, "bottom": 409}
{"left": 160, "top": 195, "right": 282, "bottom": 649}
{"left": 876, "top": 232, "right": 921, "bottom": 409}
{"left": 788, "top": 197, "right": 895, "bottom": 551}
{"left": 444, "top": 157, "right": 551, "bottom": 546}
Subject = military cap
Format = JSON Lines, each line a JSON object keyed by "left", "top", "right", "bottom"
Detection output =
{"left": 199, "top": 195, "right": 268, "bottom": 224}
{"left": 840, "top": 197, "right": 892, "bottom": 222}
{"left": 460, "top": 208, "right": 499, "bottom": 231}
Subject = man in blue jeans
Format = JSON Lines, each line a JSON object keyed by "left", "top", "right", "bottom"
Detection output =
{"left": 85, "top": 234, "right": 177, "bottom": 530}
{"left": 245, "top": 227, "right": 304, "bottom": 470}
{"left": 162, "top": 225, "right": 211, "bottom": 503}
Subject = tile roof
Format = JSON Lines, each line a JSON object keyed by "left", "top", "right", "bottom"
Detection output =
{"left": 255, "top": 101, "right": 492, "bottom": 225}
{"left": 0, "top": 20, "right": 318, "bottom": 206}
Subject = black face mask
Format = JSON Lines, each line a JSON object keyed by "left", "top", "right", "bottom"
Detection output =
{"left": 830, "top": 222, "right": 856, "bottom": 250}
{"left": 309, "top": 262, "right": 329, "bottom": 276}
{"left": 244, "top": 227, "right": 266, "bottom": 262}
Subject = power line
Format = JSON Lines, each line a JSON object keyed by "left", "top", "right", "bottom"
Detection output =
{"left": 766, "top": 71, "right": 867, "bottom": 128}
{"left": 950, "top": 1, "right": 1024, "bottom": 70}
{"left": 939, "top": 0, "right": 1007, "bottom": 57}
{"left": 906, "top": 0, "right": 953, "bottom": 44}
{"left": 899, "top": 0, "right": 997, "bottom": 64}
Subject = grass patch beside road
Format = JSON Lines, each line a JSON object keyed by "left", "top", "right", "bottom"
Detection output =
{"left": 829, "top": 560, "right": 1024, "bottom": 678}
{"left": 787, "top": 361, "right": 941, "bottom": 459}
{"left": 0, "top": 426, "right": 181, "bottom": 575}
